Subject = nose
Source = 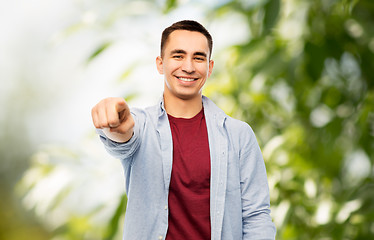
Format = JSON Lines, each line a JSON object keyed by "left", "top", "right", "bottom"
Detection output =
{"left": 181, "top": 58, "right": 195, "bottom": 74}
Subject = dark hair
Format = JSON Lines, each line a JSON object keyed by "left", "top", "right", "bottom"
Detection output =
{"left": 160, "top": 20, "right": 213, "bottom": 59}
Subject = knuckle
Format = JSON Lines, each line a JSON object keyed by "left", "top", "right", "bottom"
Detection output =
{"left": 108, "top": 119, "right": 118, "bottom": 127}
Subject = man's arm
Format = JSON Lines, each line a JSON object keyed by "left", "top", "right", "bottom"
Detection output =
{"left": 91, "top": 97, "right": 135, "bottom": 143}
{"left": 240, "top": 125, "right": 276, "bottom": 239}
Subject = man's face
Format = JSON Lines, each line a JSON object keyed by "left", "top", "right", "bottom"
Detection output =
{"left": 156, "top": 30, "right": 214, "bottom": 101}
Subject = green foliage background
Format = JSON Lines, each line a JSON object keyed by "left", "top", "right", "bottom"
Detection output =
{"left": 205, "top": 0, "right": 374, "bottom": 239}
{"left": 1, "top": 0, "right": 373, "bottom": 239}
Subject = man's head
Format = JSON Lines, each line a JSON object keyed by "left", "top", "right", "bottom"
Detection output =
{"left": 156, "top": 20, "right": 214, "bottom": 102}
{"left": 160, "top": 20, "right": 213, "bottom": 59}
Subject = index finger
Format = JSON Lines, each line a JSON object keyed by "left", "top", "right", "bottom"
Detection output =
{"left": 115, "top": 99, "right": 127, "bottom": 112}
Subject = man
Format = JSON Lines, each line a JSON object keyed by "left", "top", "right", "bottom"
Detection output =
{"left": 92, "top": 20, "right": 276, "bottom": 240}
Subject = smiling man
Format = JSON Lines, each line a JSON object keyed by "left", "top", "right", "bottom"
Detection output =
{"left": 92, "top": 20, "right": 276, "bottom": 240}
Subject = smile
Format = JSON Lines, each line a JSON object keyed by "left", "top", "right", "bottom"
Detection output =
{"left": 177, "top": 76, "right": 198, "bottom": 82}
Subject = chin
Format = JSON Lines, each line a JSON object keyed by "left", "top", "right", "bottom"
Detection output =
{"left": 177, "top": 92, "right": 202, "bottom": 100}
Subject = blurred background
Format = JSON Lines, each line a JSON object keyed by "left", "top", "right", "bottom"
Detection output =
{"left": 1, "top": 0, "right": 373, "bottom": 239}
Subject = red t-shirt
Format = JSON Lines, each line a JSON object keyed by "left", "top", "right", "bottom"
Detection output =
{"left": 166, "top": 108, "right": 211, "bottom": 240}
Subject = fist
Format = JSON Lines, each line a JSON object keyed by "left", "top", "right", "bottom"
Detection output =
{"left": 91, "top": 97, "right": 134, "bottom": 142}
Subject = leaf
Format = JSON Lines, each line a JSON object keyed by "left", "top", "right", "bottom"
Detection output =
{"left": 87, "top": 42, "right": 112, "bottom": 63}
{"left": 103, "top": 194, "right": 127, "bottom": 240}
{"left": 117, "top": 62, "right": 138, "bottom": 83}
{"left": 164, "top": 0, "right": 178, "bottom": 14}
{"left": 263, "top": 0, "right": 280, "bottom": 34}
{"left": 304, "top": 41, "right": 327, "bottom": 81}
{"left": 122, "top": 93, "right": 138, "bottom": 103}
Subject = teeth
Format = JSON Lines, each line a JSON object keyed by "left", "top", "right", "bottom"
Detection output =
{"left": 178, "top": 77, "right": 196, "bottom": 82}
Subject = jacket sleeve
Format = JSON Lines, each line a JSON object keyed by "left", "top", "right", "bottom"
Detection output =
{"left": 96, "top": 111, "right": 142, "bottom": 162}
{"left": 240, "top": 124, "right": 276, "bottom": 239}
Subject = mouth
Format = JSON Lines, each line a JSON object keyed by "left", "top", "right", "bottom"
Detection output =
{"left": 176, "top": 76, "right": 198, "bottom": 82}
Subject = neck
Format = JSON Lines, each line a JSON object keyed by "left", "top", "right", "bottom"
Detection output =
{"left": 164, "top": 93, "right": 203, "bottom": 118}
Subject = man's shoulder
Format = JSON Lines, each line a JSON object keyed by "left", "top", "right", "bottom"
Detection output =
{"left": 203, "top": 96, "right": 252, "bottom": 130}
{"left": 225, "top": 115, "right": 254, "bottom": 139}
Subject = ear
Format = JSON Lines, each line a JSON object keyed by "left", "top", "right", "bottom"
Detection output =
{"left": 208, "top": 59, "right": 214, "bottom": 78}
{"left": 156, "top": 56, "right": 163, "bottom": 74}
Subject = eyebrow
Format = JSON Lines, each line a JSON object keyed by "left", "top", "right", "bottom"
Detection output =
{"left": 170, "top": 49, "right": 186, "bottom": 55}
{"left": 194, "top": 52, "right": 207, "bottom": 58}
{"left": 170, "top": 49, "right": 207, "bottom": 58}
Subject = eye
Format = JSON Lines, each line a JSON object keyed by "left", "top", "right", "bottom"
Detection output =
{"left": 173, "top": 55, "right": 183, "bottom": 59}
{"left": 194, "top": 57, "right": 205, "bottom": 61}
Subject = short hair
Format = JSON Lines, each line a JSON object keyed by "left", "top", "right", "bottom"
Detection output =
{"left": 160, "top": 20, "right": 213, "bottom": 59}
